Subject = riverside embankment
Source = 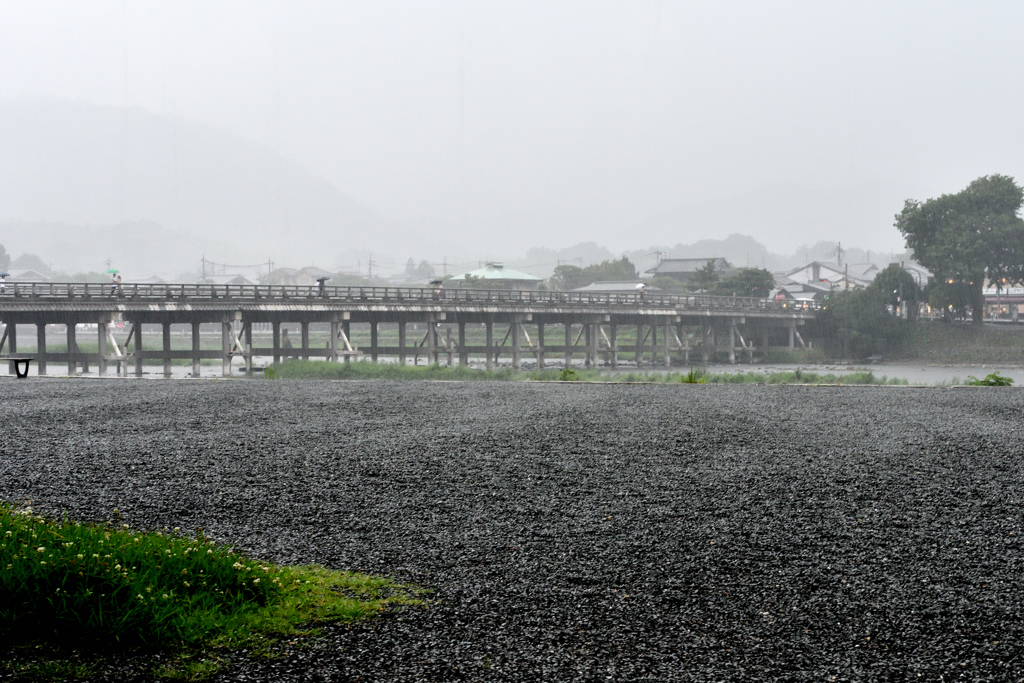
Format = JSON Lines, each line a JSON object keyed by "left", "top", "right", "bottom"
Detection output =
{"left": 1, "top": 381, "right": 1022, "bottom": 681}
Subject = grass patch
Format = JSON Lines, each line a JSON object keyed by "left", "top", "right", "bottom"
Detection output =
{"left": 701, "top": 369, "right": 908, "bottom": 385}
{"left": 266, "top": 359, "right": 912, "bottom": 385}
{"left": 0, "top": 503, "right": 423, "bottom": 680}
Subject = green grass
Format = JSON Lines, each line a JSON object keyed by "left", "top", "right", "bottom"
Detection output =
{"left": 0, "top": 503, "right": 423, "bottom": 680}
{"left": 700, "top": 369, "right": 908, "bottom": 385}
{"left": 266, "top": 360, "right": 909, "bottom": 385}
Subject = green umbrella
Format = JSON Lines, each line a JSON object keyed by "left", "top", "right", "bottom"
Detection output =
{"left": 106, "top": 268, "right": 119, "bottom": 274}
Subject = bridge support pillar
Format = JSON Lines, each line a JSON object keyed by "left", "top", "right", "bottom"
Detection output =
{"left": 370, "top": 322, "right": 378, "bottom": 362}
{"left": 272, "top": 323, "right": 281, "bottom": 364}
{"left": 701, "top": 323, "right": 710, "bottom": 363}
{"left": 244, "top": 322, "right": 253, "bottom": 375}
{"left": 789, "top": 322, "right": 795, "bottom": 350}
{"left": 330, "top": 321, "right": 339, "bottom": 363}
{"left": 66, "top": 324, "right": 76, "bottom": 376}
{"left": 584, "top": 325, "right": 592, "bottom": 368}
{"left": 636, "top": 323, "right": 643, "bottom": 368}
{"left": 6, "top": 324, "right": 16, "bottom": 376}
{"left": 664, "top": 322, "right": 672, "bottom": 367}
{"left": 427, "top": 321, "right": 438, "bottom": 365}
{"left": 564, "top": 323, "right": 572, "bottom": 368}
{"left": 221, "top": 322, "right": 231, "bottom": 377}
{"left": 458, "top": 323, "right": 467, "bottom": 366}
{"left": 300, "top": 323, "right": 310, "bottom": 360}
{"left": 609, "top": 325, "right": 618, "bottom": 368}
{"left": 536, "top": 323, "right": 544, "bottom": 369}
{"left": 192, "top": 322, "right": 201, "bottom": 378}
{"left": 134, "top": 324, "right": 143, "bottom": 377}
{"left": 36, "top": 324, "right": 46, "bottom": 376}
{"left": 98, "top": 323, "right": 108, "bottom": 377}
{"left": 512, "top": 322, "right": 522, "bottom": 371}
{"left": 729, "top": 322, "right": 736, "bottom": 364}
{"left": 2, "top": 325, "right": 14, "bottom": 376}
{"left": 651, "top": 324, "right": 658, "bottom": 366}
{"left": 485, "top": 322, "right": 494, "bottom": 370}
{"left": 163, "top": 323, "right": 172, "bottom": 378}
{"left": 398, "top": 322, "right": 407, "bottom": 365}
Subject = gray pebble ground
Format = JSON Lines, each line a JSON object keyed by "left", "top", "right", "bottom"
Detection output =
{"left": 1, "top": 380, "right": 1023, "bottom": 681}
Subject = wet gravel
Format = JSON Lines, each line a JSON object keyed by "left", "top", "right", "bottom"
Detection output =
{"left": 2, "top": 380, "right": 1024, "bottom": 681}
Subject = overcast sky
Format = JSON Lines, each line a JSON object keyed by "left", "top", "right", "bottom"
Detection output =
{"left": 1, "top": 1, "right": 1022, "bottom": 255}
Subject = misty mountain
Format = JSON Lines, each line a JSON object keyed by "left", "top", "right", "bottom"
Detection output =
{"left": 0, "top": 100, "right": 405, "bottom": 272}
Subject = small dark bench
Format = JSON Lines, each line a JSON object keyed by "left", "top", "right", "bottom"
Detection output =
{"left": 0, "top": 356, "right": 33, "bottom": 378}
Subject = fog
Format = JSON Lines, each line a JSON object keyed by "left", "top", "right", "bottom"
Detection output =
{"left": 1, "top": 1, "right": 1023, "bottom": 274}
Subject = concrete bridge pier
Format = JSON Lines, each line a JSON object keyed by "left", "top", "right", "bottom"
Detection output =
{"left": 458, "top": 323, "right": 468, "bottom": 366}
{"left": 36, "top": 324, "right": 46, "bottom": 376}
{"left": 664, "top": 322, "right": 672, "bottom": 368}
{"left": 370, "top": 322, "right": 379, "bottom": 362}
{"left": 398, "top": 321, "right": 407, "bottom": 366}
{"left": 221, "top": 322, "right": 231, "bottom": 377}
{"left": 584, "top": 325, "right": 592, "bottom": 368}
{"left": 564, "top": 324, "right": 573, "bottom": 368}
{"left": 609, "top": 324, "right": 618, "bottom": 368}
{"left": 163, "top": 323, "right": 173, "bottom": 378}
{"left": 485, "top": 321, "right": 494, "bottom": 370}
{"left": 635, "top": 323, "right": 644, "bottom": 368}
{"left": 98, "top": 323, "right": 108, "bottom": 377}
{"left": 511, "top": 321, "right": 522, "bottom": 370}
{"left": 243, "top": 322, "right": 253, "bottom": 375}
{"left": 330, "top": 320, "right": 339, "bottom": 363}
{"left": 66, "top": 323, "right": 76, "bottom": 376}
{"left": 6, "top": 324, "right": 16, "bottom": 375}
{"left": 134, "top": 324, "right": 144, "bottom": 377}
{"left": 536, "top": 323, "right": 545, "bottom": 369}
{"left": 300, "top": 323, "right": 310, "bottom": 360}
{"left": 272, "top": 323, "right": 281, "bottom": 364}
{"left": 192, "top": 322, "right": 202, "bottom": 377}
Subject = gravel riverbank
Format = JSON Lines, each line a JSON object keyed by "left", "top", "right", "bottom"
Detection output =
{"left": 1, "top": 380, "right": 1023, "bottom": 681}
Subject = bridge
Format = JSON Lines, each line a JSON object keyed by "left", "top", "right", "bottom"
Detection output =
{"left": 0, "top": 282, "right": 819, "bottom": 377}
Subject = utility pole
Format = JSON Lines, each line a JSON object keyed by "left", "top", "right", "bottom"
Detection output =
{"left": 201, "top": 256, "right": 206, "bottom": 279}
{"left": 443, "top": 257, "right": 448, "bottom": 277}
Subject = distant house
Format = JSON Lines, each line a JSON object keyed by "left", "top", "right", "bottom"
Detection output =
{"left": 449, "top": 262, "right": 542, "bottom": 291}
{"left": 7, "top": 269, "right": 50, "bottom": 282}
{"left": 268, "top": 267, "right": 336, "bottom": 286}
{"left": 572, "top": 281, "right": 660, "bottom": 293}
{"left": 200, "top": 274, "right": 255, "bottom": 286}
{"left": 645, "top": 258, "right": 733, "bottom": 283}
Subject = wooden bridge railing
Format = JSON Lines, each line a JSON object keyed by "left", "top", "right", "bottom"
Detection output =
{"left": 0, "top": 283, "right": 822, "bottom": 313}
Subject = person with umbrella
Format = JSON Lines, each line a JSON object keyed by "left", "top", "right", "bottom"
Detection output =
{"left": 108, "top": 269, "right": 120, "bottom": 295}
{"left": 0, "top": 271, "right": 8, "bottom": 294}
{"left": 317, "top": 276, "right": 329, "bottom": 297}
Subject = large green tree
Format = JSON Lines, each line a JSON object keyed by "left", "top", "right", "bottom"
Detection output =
{"left": 711, "top": 267, "right": 774, "bottom": 298}
{"left": 687, "top": 260, "right": 720, "bottom": 292}
{"left": 549, "top": 257, "right": 637, "bottom": 290}
{"left": 895, "top": 174, "right": 1024, "bottom": 324}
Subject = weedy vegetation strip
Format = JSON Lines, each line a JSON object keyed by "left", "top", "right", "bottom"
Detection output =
{"left": 0, "top": 503, "right": 422, "bottom": 678}
{"left": 268, "top": 359, "right": 908, "bottom": 385}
